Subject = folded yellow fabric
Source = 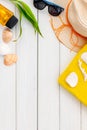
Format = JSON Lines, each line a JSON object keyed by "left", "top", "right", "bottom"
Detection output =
{"left": 58, "top": 44, "right": 87, "bottom": 106}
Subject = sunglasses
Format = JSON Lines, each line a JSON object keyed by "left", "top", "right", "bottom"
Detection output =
{"left": 33, "top": 0, "right": 64, "bottom": 16}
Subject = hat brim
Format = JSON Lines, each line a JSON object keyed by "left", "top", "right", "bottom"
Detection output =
{"left": 50, "top": 0, "right": 87, "bottom": 52}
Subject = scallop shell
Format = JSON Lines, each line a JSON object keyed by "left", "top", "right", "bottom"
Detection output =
{"left": 4, "top": 54, "right": 18, "bottom": 66}
{"left": 66, "top": 72, "right": 78, "bottom": 88}
{"left": 2, "top": 28, "right": 13, "bottom": 43}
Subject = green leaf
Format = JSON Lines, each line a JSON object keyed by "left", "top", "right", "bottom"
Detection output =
{"left": 9, "top": 0, "right": 42, "bottom": 36}
{"left": 15, "top": 3, "right": 36, "bottom": 30}
{"left": 17, "top": 0, "right": 37, "bottom": 22}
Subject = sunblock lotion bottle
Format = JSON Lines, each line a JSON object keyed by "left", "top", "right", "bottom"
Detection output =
{"left": 0, "top": 4, "right": 18, "bottom": 28}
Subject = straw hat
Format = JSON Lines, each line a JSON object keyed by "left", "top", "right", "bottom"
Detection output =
{"left": 50, "top": 0, "right": 87, "bottom": 52}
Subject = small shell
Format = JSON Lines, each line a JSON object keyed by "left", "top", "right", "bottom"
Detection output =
{"left": 0, "top": 43, "right": 11, "bottom": 55}
{"left": 4, "top": 54, "right": 18, "bottom": 66}
{"left": 66, "top": 72, "right": 78, "bottom": 88}
{"left": 2, "top": 28, "right": 13, "bottom": 43}
{"left": 81, "top": 52, "right": 87, "bottom": 64}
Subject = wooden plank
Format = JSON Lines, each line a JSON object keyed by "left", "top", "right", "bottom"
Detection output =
{"left": 82, "top": 105, "right": 87, "bottom": 130}
{"left": 16, "top": 0, "right": 37, "bottom": 130}
{"left": 38, "top": 9, "right": 60, "bottom": 130}
{"left": 0, "top": 0, "right": 16, "bottom": 130}
{"left": 59, "top": 44, "right": 81, "bottom": 130}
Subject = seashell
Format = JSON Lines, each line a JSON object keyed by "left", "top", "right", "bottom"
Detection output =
{"left": 2, "top": 28, "right": 13, "bottom": 43}
{"left": 66, "top": 72, "right": 78, "bottom": 88}
{"left": 0, "top": 43, "right": 11, "bottom": 55}
{"left": 4, "top": 54, "right": 18, "bottom": 66}
{"left": 81, "top": 52, "right": 87, "bottom": 64}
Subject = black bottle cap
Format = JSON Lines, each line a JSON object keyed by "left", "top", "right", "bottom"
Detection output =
{"left": 6, "top": 15, "right": 18, "bottom": 29}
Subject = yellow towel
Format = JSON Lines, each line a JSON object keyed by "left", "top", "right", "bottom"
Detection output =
{"left": 58, "top": 44, "right": 87, "bottom": 106}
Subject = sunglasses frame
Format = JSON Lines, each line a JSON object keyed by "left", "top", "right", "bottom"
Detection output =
{"left": 34, "top": 0, "right": 64, "bottom": 16}
{"left": 42, "top": 0, "right": 62, "bottom": 8}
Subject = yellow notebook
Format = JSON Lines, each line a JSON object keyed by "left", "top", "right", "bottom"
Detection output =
{"left": 58, "top": 45, "right": 87, "bottom": 106}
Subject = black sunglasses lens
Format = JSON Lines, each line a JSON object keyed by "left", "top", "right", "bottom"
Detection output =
{"left": 34, "top": 1, "right": 46, "bottom": 10}
{"left": 48, "top": 5, "right": 64, "bottom": 16}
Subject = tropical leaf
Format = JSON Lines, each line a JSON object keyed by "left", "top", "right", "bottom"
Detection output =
{"left": 9, "top": 0, "right": 42, "bottom": 38}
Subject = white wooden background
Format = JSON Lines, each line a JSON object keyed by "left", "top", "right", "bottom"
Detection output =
{"left": 0, "top": 0, "right": 87, "bottom": 130}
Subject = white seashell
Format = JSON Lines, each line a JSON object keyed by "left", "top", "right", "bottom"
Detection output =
{"left": 0, "top": 43, "right": 11, "bottom": 55}
{"left": 66, "top": 72, "right": 78, "bottom": 88}
{"left": 81, "top": 52, "right": 87, "bottom": 64}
